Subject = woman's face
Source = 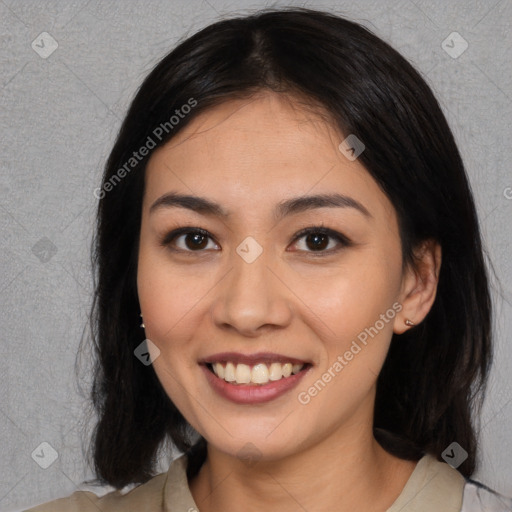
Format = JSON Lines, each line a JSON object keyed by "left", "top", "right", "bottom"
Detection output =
{"left": 137, "top": 92, "right": 420, "bottom": 461}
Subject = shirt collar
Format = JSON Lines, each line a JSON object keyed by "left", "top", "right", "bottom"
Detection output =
{"left": 162, "top": 452, "right": 466, "bottom": 512}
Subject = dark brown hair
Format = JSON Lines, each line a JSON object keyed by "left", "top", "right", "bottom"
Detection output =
{"left": 84, "top": 7, "right": 492, "bottom": 488}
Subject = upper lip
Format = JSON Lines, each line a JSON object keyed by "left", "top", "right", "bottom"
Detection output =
{"left": 199, "top": 352, "right": 311, "bottom": 366}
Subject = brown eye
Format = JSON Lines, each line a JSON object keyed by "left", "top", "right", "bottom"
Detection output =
{"left": 291, "top": 226, "right": 352, "bottom": 254}
{"left": 160, "top": 227, "right": 219, "bottom": 252}
{"left": 304, "top": 232, "right": 330, "bottom": 251}
{"left": 184, "top": 232, "right": 209, "bottom": 250}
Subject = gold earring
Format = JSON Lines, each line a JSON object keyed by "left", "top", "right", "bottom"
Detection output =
{"left": 404, "top": 319, "right": 415, "bottom": 327}
{"left": 140, "top": 313, "right": 145, "bottom": 329}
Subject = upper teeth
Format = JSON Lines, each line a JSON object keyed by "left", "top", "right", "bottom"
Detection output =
{"left": 211, "top": 362, "right": 304, "bottom": 385}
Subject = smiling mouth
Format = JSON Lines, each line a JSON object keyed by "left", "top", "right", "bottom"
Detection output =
{"left": 205, "top": 361, "right": 311, "bottom": 386}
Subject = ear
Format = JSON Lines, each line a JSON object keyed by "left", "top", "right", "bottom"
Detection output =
{"left": 393, "top": 238, "right": 442, "bottom": 334}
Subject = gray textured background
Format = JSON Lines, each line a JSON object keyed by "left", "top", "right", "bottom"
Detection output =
{"left": 1, "top": 0, "right": 511, "bottom": 510}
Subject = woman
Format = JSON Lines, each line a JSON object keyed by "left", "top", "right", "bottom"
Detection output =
{"left": 26, "top": 7, "right": 512, "bottom": 511}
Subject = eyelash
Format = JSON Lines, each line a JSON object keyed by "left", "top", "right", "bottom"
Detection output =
{"left": 159, "top": 224, "right": 352, "bottom": 256}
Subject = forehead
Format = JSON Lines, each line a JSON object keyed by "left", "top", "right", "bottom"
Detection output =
{"left": 143, "top": 92, "right": 396, "bottom": 225}
{"left": 152, "top": 92, "right": 341, "bottom": 174}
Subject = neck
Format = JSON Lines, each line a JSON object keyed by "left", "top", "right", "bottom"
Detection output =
{"left": 188, "top": 423, "right": 417, "bottom": 512}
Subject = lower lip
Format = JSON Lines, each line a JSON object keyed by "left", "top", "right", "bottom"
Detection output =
{"left": 200, "top": 364, "right": 311, "bottom": 404}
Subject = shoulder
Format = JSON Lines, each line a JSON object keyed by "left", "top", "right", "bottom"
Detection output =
{"left": 23, "top": 472, "right": 168, "bottom": 512}
{"left": 461, "top": 479, "right": 512, "bottom": 512}
{"left": 23, "top": 453, "right": 195, "bottom": 512}
{"left": 387, "top": 453, "right": 512, "bottom": 512}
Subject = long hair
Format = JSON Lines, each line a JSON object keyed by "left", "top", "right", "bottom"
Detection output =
{"left": 84, "top": 7, "right": 492, "bottom": 488}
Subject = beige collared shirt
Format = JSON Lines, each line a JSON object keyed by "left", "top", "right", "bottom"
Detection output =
{"left": 23, "top": 453, "right": 510, "bottom": 511}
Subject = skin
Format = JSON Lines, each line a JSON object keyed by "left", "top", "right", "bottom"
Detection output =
{"left": 137, "top": 91, "right": 442, "bottom": 512}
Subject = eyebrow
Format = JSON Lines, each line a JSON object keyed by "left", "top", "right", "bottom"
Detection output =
{"left": 149, "top": 191, "right": 372, "bottom": 219}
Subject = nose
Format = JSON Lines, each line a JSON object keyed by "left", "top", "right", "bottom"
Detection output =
{"left": 210, "top": 248, "right": 293, "bottom": 337}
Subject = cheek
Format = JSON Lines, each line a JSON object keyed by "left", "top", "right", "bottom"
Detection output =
{"left": 297, "top": 274, "right": 400, "bottom": 417}
{"left": 137, "top": 254, "right": 201, "bottom": 407}
{"left": 298, "top": 252, "right": 402, "bottom": 388}
{"left": 138, "top": 240, "right": 207, "bottom": 331}
{"left": 305, "top": 253, "right": 401, "bottom": 331}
